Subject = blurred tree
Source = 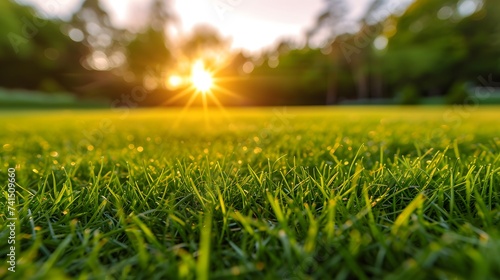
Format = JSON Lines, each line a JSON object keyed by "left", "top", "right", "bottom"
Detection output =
{"left": 306, "top": 0, "right": 346, "bottom": 104}
{"left": 122, "top": 0, "right": 177, "bottom": 92}
{"left": 454, "top": 0, "right": 500, "bottom": 81}
{"left": 69, "top": 0, "right": 178, "bottom": 95}
{"left": 382, "top": 0, "right": 467, "bottom": 96}
{"left": 307, "top": 0, "right": 349, "bottom": 41}
{"left": 243, "top": 47, "right": 333, "bottom": 106}
{"left": 396, "top": 84, "right": 420, "bottom": 105}
{"left": 70, "top": 0, "right": 124, "bottom": 71}
{"left": 308, "top": 0, "right": 395, "bottom": 102}
{"left": 308, "top": 0, "right": 500, "bottom": 103}
{"left": 2, "top": 0, "right": 499, "bottom": 106}
{"left": 445, "top": 81, "right": 469, "bottom": 104}
{"left": 178, "top": 25, "right": 231, "bottom": 67}
{"left": 0, "top": 0, "right": 89, "bottom": 94}
{"left": 125, "top": 28, "right": 171, "bottom": 91}
{"left": 381, "top": 0, "right": 500, "bottom": 96}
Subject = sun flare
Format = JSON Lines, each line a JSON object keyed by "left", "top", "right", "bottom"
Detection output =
{"left": 163, "top": 57, "right": 243, "bottom": 127}
{"left": 190, "top": 61, "right": 213, "bottom": 93}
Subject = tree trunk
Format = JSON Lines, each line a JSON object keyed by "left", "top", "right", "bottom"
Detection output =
{"left": 373, "top": 73, "right": 383, "bottom": 99}
{"left": 326, "top": 71, "right": 337, "bottom": 105}
{"left": 356, "top": 68, "right": 369, "bottom": 99}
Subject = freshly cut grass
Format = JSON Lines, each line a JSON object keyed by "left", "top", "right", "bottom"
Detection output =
{"left": 0, "top": 106, "right": 499, "bottom": 279}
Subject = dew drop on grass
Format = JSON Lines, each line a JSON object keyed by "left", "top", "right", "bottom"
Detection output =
{"left": 231, "top": 267, "right": 241, "bottom": 276}
{"left": 2, "top": 144, "right": 13, "bottom": 151}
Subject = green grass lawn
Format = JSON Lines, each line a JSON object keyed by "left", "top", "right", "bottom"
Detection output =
{"left": 1, "top": 107, "right": 499, "bottom": 279}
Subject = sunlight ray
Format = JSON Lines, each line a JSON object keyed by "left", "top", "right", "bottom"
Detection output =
{"left": 212, "top": 85, "right": 242, "bottom": 100}
{"left": 201, "top": 91, "right": 209, "bottom": 128}
{"left": 172, "top": 91, "right": 199, "bottom": 128}
{"left": 214, "top": 76, "right": 247, "bottom": 83}
{"left": 207, "top": 92, "right": 232, "bottom": 121}
{"left": 162, "top": 86, "right": 197, "bottom": 106}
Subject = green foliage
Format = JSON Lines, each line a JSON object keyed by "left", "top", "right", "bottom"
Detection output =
{"left": 125, "top": 28, "right": 172, "bottom": 80}
{"left": 446, "top": 82, "right": 470, "bottom": 104}
{"left": 0, "top": 107, "right": 499, "bottom": 279}
{"left": 121, "top": 0, "right": 177, "bottom": 88}
{"left": 294, "top": 0, "right": 500, "bottom": 103}
{"left": 1, "top": 0, "right": 500, "bottom": 105}
{"left": 396, "top": 85, "right": 420, "bottom": 105}
{"left": 247, "top": 48, "right": 332, "bottom": 105}
{"left": 0, "top": 1, "right": 89, "bottom": 94}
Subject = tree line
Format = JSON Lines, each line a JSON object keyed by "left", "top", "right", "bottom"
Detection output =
{"left": 1, "top": 0, "right": 499, "bottom": 106}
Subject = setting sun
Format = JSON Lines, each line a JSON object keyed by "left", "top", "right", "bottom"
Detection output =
{"left": 190, "top": 61, "right": 213, "bottom": 93}
{"left": 162, "top": 57, "right": 241, "bottom": 122}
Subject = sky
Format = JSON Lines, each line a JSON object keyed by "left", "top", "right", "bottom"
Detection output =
{"left": 19, "top": 0, "right": 372, "bottom": 52}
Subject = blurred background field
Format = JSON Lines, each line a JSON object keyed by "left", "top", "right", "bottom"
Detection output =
{"left": 0, "top": 0, "right": 499, "bottom": 108}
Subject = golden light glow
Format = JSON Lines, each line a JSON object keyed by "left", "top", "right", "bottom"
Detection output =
{"left": 167, "top": 75, "right": 183, "bottom": 89}
{"left": 163, "top": 57, "right": 244, "bottom": 128}
{"left": 190, "top": 61, "right": 213, "bottom": 93}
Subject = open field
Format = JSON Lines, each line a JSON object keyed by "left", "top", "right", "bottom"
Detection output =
{"left": 0, "top": 107, "right": 499, "bottom": 279}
